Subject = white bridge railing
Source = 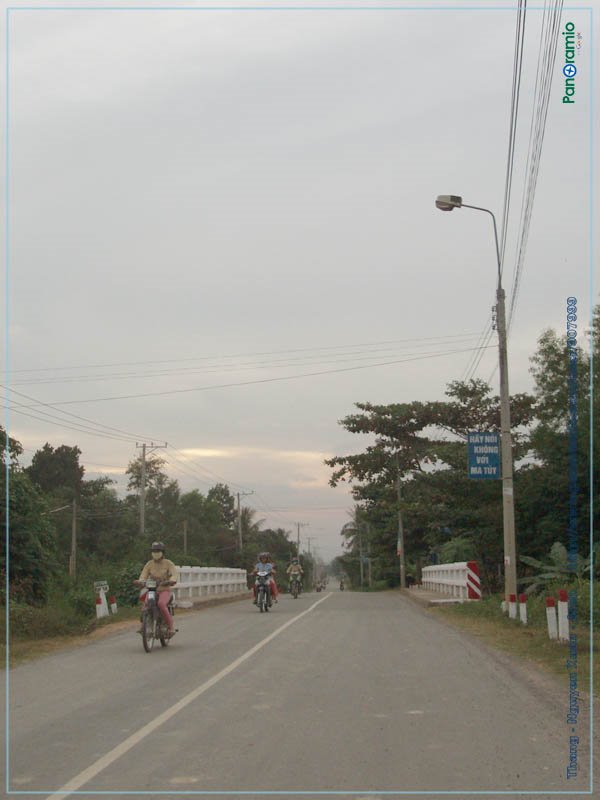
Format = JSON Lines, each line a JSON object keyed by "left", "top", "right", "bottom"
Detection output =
{"left": 172, "top": 566, "right": 248, "bottom": 603}
{"left": 421, "top": 561, "right": 482, "bottom": 600}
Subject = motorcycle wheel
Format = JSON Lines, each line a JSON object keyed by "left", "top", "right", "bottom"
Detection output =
{"left": 141, "top": 609, "right": 155, "bottom": 653}
{"left": 160, "top": 604, "right": 175, "bottom": 646}
{"left": 258, "top": 589, "right": 265, "bottom": 612}
{"left": 292, "top": 584, "right": 298, "bottom": 599}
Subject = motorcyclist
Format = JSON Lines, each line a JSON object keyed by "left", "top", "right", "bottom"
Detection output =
{"left": 134, "top": 541, "right": 178, "bottom": 637}
{"left": 339, "top": 578, "right": 345, "bottom": 590}
{"left": 252, "top": 552, "right": 278, "bottom": 604}
{"left": 286, "top": 557, "right": 304, "bottom": 593}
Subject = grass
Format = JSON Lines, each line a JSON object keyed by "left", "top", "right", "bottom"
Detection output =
{"left": 0, "top": 606, "right": 142, "bottom": 667}
{"left": 431, "top": 590, "right": 598, "bottom": 698}
{"left": 1, "top": 591, "right": 252, "bottom": 667}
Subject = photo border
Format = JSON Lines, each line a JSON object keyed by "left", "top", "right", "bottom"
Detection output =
{"left": 3, "top": 2, "right": 595, "bottom": 796}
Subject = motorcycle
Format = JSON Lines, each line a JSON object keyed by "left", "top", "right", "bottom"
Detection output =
{"left": 316, "top": 583, "right": 322, "bottom": 592}
{"left": 139, "top": 578, "right": 175, "bottom": 653}
{"left": 290, "top": 576, "right": 301, "bottom": 599}
{"left": 339, "top": 580, "right": 345, "bottom": 591}
{"left": 255, "top": 571, "right": 272, "bottom": 612}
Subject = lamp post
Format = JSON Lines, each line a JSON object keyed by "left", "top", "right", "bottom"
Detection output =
{"left": 435, "top": 195, "right": 517, "bottom": 603}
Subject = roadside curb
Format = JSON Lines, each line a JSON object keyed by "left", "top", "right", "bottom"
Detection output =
{"left": 400, "top": 587, "right": 464, "bottom": 608}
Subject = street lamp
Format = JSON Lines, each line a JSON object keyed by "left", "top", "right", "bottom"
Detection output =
{"left": 435, "top": 194, "right": 517, "bottom": 603}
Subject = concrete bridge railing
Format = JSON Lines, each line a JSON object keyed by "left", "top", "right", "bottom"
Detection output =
{"left": 173, "top": 566, "right": 248, "bottom": 604}
{"left": 420, "top": 561, "right": 482, "bottom": 600}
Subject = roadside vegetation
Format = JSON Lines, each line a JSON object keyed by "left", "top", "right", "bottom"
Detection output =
{"left": 328, "top": 309, "right": 598, "bottom": 596}
{"left": 1, "top": 435, "right": 315, "bottom": 655}
{"left": 431, "top": 580, "right": 599, "bottom": 696}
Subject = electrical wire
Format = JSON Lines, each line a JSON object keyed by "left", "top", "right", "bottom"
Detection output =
{"left": 9, "top": 345, "right": 497, "bottom": 409}
{"left": 10, "top": 332, "right": 482, "bottom": 375}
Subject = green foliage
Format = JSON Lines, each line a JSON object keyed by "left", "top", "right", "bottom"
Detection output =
{"left": 111, "top": 561, "right": 145, "bottom": 606}
{"left": 8, "top": 599, "right": 93, "bottom": 640}
{"left": 438, "top": 535, "right": 477, "bottom": 563}
{"left": 26, "top": 443, "right": 84, "bottom": 495}
{"left": 520, "top": 542, "right": 599, "bottom": 594}
{"left": 0, "top": 468, "right": 58, "bottom": 604}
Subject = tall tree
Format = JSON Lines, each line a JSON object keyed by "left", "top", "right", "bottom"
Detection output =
{"left": 26, "top": 443, "right": 84, "bottom": 495}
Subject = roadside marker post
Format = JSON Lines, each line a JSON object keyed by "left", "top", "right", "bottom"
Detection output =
{"left": 546, "top": 597, "right": 558, "bottom": 640}
{"left": 95, "top": 588, "right": 109, "bottom": 619}
{"left": 557, "top": 589, "right": 569, "bottom": 642}
{"left": 518, "top": 593, "right": 528, "bottom": 625}
{"left": 508, "top": 593, "right": 517, "bottom": 619}
{"left": 109, "top": 595, "right": 118, "bottom": 614}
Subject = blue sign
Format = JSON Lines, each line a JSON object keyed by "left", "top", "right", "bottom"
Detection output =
{"left": 468, "top": 432, "right": 500, "bottom": 480}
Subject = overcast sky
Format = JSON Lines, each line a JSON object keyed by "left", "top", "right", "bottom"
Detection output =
{"left": 3, "top": 0, "right": 597, "bottom": 562}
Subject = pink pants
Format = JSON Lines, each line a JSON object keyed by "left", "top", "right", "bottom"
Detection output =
{"left": 142, "top": 590, "right": 174, "bottom": 631}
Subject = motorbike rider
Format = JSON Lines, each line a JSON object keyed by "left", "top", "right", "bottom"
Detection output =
{"left": 252, "top": 552, "right": 278, "bottom": 604}
{"left": 134, "top": 541, "right": 178, "bottom": 637}
{"left": 286, "top": 557, "right": 304, "bottom": 592}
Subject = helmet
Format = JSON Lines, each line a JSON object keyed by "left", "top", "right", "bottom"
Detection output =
{"left": 292, "top": 558, "right": 299, "bottom": 564}
{"left": 151, "top": 541, "right": 165, "bottom": 552}
{"left": 258, "top": 552, "right": 269, "bottom": 560}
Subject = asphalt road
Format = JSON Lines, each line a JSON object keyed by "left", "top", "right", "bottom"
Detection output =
{"left": 3, "top": 589, "right": 593, "bottom": 798}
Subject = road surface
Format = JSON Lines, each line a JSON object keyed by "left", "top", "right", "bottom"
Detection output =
{"left": 3, "top": 589, "right": 593, "bottom": 798}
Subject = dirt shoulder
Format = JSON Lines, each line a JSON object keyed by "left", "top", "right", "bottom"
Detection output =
{"left": 2, "top": 592, "right": 251, "bottom": 667}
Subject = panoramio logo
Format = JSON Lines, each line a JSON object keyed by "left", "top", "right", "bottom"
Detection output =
{"left": 562, "top": 21, "right": 577, "bottom": 104}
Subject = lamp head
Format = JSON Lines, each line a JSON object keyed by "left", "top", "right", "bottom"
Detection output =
{"left": 435, "top": 194, "right": 463, "bottom": 211}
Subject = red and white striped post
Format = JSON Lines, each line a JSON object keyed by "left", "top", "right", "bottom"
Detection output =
{"left": 466, "top": 561, "right": 482, "bottom": 600}
{"left": 109, "top": 595, "right": 118, "bottom": 614}
{"left": 518, "top": 593, "right": 528, "bottom": 624}
{"left": 95, "top": 589, "right": 109, "bottom": 619}
{"left": 557, "top": 589, "right": 569, "bottom": 642}
{"left": 545, "top": 597, "right": 558, "bottom": 640}
{"left": 508, "top": 593, "right": 517, "bottom": 619}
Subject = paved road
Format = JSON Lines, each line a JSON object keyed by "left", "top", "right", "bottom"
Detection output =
{"left": 4, "top": 590, "right": 592, "bottom": 798}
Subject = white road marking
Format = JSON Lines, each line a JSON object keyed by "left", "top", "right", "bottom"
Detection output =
{"left": 44, "top": 593, "right": 332, "bottom": 800}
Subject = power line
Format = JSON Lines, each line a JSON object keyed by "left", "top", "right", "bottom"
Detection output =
{"left": 10, "top": 345, "right": 496, "bottom": 409}
{"left": 11, "top": 336, "right": 484, "bottom": 387}
{"left": 10, "top": 331, "right": 483, "bottom": 375}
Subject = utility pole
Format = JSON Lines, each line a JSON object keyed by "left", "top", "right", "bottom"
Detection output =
{"left": 236, "top": 490, "right": 254, "bottom": 553}
{"left": 396, "top": 455, "right": 406, "bottom": 589}
{"left": 136, "top": 441, "right": 167, "bottom": 538}
{"left": 366, "top": 522, "right": 372, "bottom": 588}
{"left": 435, "top": 196, "right": 518, "bottom": 602}
{"left": 183, "top": 519, "right": 188, "bottom": 555}
{"left": 69, "top": 498, "right": 77, "bottom": 579}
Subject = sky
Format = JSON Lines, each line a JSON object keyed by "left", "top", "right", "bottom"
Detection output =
{"left": 2, "top": 0, "right": 597, "bottom": 563}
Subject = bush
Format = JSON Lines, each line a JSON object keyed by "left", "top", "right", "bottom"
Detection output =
{"left": 6, "top": 600, "right": 92, "bottom": 640}
{"left": 112, "top": 561, "right": 144, "bottom": 606}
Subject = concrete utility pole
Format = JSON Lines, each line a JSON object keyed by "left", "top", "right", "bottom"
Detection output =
{"left": 435, "top": 195, "right": 518, "bottom": 602}
{"left": 136, "top": 441, "right": 167, "bottom": 538}
{"left": 366, "top": 522, "right": 373, "bottom": 588}
{"left": 236, "top": 490, "right": 254, "bottom": 552}
{"left": 69, "top": 498, "right": 77, "bottom": 579}
{"left": 396, "top": 456, "right": 406, "bottom": 589}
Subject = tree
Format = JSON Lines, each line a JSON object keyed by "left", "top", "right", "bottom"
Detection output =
{"left": 325, "top": 381, "right": 536, "bottom": 593}
{"left": 206, "top": 484, "right": 236, "bottom": 529}
{"left": 0, "top": 434, "right": 57, "bottom": 604}
{"left": 26, "top": 443, "right": 84, "bottom": 495}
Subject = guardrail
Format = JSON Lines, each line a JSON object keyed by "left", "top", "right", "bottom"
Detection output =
{"left": 173, "top": 566, "right": 248, "bottom": 603}
{"left": 421, "top": 561, "right": 482, "bottom": 600}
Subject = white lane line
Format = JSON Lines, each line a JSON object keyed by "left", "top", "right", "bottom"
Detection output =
{"left": 44, "top": 593, "right": 332, "bottom": 800}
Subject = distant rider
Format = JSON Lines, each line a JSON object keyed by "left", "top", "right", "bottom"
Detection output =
{"left": 134, "top": 541, "right": 178, "bottom": 637}
{"left": 286, "top": 558, "right": 304, "bottom": 593}
{"left": 252, "top": 552, "right": 278, "bottom": 604}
